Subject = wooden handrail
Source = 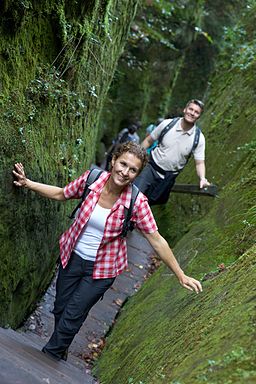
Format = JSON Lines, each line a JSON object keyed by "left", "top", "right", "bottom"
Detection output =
{"left": 172, "top": 184, "right": 218, "bottom": 197}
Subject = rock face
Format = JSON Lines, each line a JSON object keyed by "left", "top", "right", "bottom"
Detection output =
{"left": 0, "top": 0, "right": 232, "bottom": 329}
{"left": 1, "top": 3, "right": 254, "bottom": 383}
{"left": 0, "top": 0, "right": 140, "bottom": 327}
{"left": 95, "top": 3, "right": 256, "bottom": 384}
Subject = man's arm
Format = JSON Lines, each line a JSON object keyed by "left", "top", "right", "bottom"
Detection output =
{"left": 142, "top": 231, "right": 202, "bottom": 293}
{"left": 13, "top": 163, "right": 66, "bottom": 201}
{"left": 195, "top": 160, "right": 210, "bottom": 188}
{"left": 141, "top": 135, "right": 154, "bottom": 149}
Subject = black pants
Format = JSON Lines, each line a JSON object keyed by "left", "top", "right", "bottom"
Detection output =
{"left": 42, "top": 252, "right": 115, "bottom": 360}
{"left": 134, "top": 163, "right": 178, "bottom": 205}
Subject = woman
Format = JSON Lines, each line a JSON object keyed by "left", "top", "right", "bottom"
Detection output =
{"left": 13, "top": 142, "right": 202, "bottom": 361}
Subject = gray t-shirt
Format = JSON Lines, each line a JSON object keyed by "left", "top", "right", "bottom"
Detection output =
{"left": 150, "top": 118, "right": 205, "bottom": 172}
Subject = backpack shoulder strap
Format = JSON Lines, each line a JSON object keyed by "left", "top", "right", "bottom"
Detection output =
{"left": 158, "top": 117, "right": 180, "bottom": 145}
{"left": 192, "top": 125, "right": 201, "bottom": 151}
{"left": 81, "top": 168, "right": 103, "bottom": 201}
{"left": 69, "top": 168, "right": 103, "bottom": 219}
{"left": 117, "top": 128, "right": 129, "bottom": 143}
{"left": 120, "top": 184, "right": 140, "bottom": 238}
{"left": 187, "top": 125, "right": 201, "bottom": 161}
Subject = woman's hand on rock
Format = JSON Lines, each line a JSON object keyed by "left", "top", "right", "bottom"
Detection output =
{"left": 13, "top": 163, "right": 27, "bottom": 187}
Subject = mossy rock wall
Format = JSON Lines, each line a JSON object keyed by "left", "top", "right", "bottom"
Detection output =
{"left": 0, "top": 0, "right": 139, "bottom": 327}
{"left": 97, "top": 247, "right": 256, "bottom": 384}
{"left": 96, "top": 3, "right": 256, "bottom": 383}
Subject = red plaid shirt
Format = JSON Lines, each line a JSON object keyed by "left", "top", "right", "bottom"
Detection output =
{"left": 59, "top": 170, "right": 157, "bottom": 278}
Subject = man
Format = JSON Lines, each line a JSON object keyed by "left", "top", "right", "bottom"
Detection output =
{"left": 134, "top": 99, "right": 210, "bottom": 205}
{"left": 118, "top": 123, "right": 140, "bottom": 144}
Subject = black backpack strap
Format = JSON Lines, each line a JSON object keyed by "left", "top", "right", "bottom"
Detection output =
{"left": 119, "top": 128, "right": 129, "bottom": 144}
{"left": 186, "top": 125, "right": 201, "bottom": 163}
{"left": 81, "top": 168, "right": 103, "bottom": 201}
{"left": 69, "top": 168, "right": 103, "bottom": 219}
{"left": 192, "top": 125, "right": 201, "bottom": 151}
{"left": 157, "top": 117, "right": 180, "bottom": 145}
{"left": 120, "top": 184, "right": 140, "bottom": 238}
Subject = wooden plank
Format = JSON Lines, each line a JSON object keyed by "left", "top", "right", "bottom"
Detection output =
{"left": 0, "top": 328, "right": 95, "bottom": 384}
{"left": 172, "top": 184, "right": 218, "bottom": 197}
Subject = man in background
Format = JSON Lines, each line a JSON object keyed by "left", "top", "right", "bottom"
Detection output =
{"left": 134, "top": 99, "right": 210, "bottom": 205}
{"left": 104, "top": 122, "right": 140, "bottom": 170}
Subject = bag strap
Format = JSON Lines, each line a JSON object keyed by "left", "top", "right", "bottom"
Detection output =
{"left": 69, "top": 168, "right": 103, "bottom": 219}
{"left": 120, "top": 184, "right": 140, "bottom": 238}
{"left": 186, "top": 125, "right": 201, "bottom": 163}
{"left": 157, "top": 117, "right": 180, "bottom": 145}
{"left": 118, "top": 128, "right": 130, "bottom": 144}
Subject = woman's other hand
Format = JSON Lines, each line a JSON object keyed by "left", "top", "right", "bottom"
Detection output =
{"left": 143, "top": 231, "right": 203, "bottom": 294}
{"left": 179, "top": 274, "right": 203, "bottom": 293}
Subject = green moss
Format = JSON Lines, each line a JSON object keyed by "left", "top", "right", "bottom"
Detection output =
{"left": 0, "top": 0, "right": 140, "bottom": 327}
{"left": 96, "top": 245, "right": 256, "bottom": 384}
{"left": 95, "top": 3, "right": 256, "bottom": 382}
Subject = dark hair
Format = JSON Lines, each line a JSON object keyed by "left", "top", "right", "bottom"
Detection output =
{"left": 112, "top": 142, "right": 148, "bottom": 171}
{"left": 186, "top": 99, "right": 205, "bottom": 112}
{"left": 128, "top": 124, "right": 138, "bottom": 134}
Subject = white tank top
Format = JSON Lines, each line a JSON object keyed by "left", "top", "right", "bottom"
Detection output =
{"left": 74, "top": 203, "right": 111, "bottom": 262}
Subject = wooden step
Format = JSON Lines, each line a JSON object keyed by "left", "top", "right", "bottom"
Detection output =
{"left": 0, "top": 327, "right": 96, "bottom": 384}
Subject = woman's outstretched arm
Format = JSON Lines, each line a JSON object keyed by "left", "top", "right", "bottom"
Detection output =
{"left": 143, "top": 230, "right": 202, "bottom": 293}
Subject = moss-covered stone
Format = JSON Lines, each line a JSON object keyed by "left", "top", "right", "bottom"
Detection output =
{"left": 96, "top": 246, "right": 256, "bottom": 384}
{"left": 0, "top": 0, "right": 140, "bottom": 327}
{"left": 95, "top": 2, "right": 256, "bottom": 382}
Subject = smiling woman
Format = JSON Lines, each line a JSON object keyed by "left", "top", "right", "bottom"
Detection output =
{"left": 109, "top": 147, "right": 144, "bottom": 190}
{"left": 12, "top": 142, "right": 202, "bottom": 362}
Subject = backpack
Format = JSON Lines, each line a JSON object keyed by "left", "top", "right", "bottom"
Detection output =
{"left": 118, "top": 128, "right": 130, "bottom": 144}
{"left": 157, "top": 117, "right": 201, "bottom": 162}
{"left": 69, "top": 168, "right": 140, "bottom": 238}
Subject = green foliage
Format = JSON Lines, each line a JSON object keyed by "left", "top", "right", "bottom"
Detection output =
{"left": 245, "top": 205, "right": 256, "bottom": 227}
{"left": 218, "top": 1, "right": 256, "bottom": 71}
{"left": 131, "top": 4, "right": 202, "bottom": 62}
{"left": 100, "top": 0, "right": 240, "bottom": 146}
{"left": 26, "top": 66, "right": 87, "bottom": 120}
{"left": 55, "top": 2, "right": 71, "bottom": 43}
{"left": 130, "top": 0, "right": 207, "bottom": 52}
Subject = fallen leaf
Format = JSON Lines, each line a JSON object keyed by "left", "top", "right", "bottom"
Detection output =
{"left": 113, "top": 298, "right": 123, "bottom": 306}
